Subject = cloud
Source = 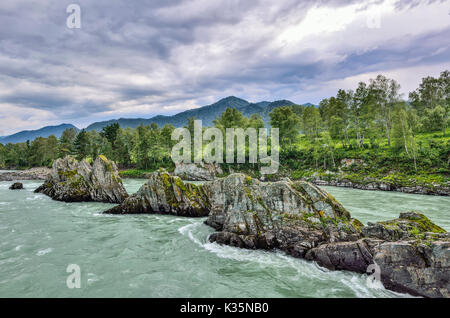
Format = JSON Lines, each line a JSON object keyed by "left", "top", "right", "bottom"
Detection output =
{"left": 0, "top": 0, "right": 449, "bottom": 134}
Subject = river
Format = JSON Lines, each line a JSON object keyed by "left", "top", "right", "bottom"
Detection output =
{"left": 0, "top": 178, "right": 448, "bottom": 297}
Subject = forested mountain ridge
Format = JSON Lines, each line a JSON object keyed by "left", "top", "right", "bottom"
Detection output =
{"left": 1, "top": 97, "right": 305, "bottom": 144}
{"left": 0, "top": 124, "right": 79, "bottom": 144}
{"left": 85, "top": 96, "right": 300, "bottom": 131}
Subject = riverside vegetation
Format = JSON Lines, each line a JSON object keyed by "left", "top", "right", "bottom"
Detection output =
{"left": 1, "top": 72, "right": 448, "bottom": 194}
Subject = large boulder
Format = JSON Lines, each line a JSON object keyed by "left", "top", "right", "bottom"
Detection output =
{"left": 104, "top": 169, "right": 210, "bottom": 216}
{"left": 205, "top": 174, "right": 362, "bottom": 256}
{"left": 35, "top": 155, "right": 128, "bottom": 203}
{"left": 173, "top": 162, "right": 223, "bottom": 181}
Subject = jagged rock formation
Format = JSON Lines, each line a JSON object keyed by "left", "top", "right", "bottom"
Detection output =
{"left": 9, "top": 182, "right": 24, "bottom": 190}
{"left": 104, "top": 169, "right": 210, "bottom": 216}
{"left": 35, "top": 155, "right": 128, "bottom": 203}
{"left": 173, "top": 162, "right": 223, "bottom": 181}
{"left": 101, "top": 171, "right": 449, "bottom": 297}
{"left": 0, "top": 167, "right": 51, "bottom": 181}
{"left": 204, "top": 174, "right": 363, "bottom": 256}
{"left": 205, "top": 178, "right": 450, "bottom": 298}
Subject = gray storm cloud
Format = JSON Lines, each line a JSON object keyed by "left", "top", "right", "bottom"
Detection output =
{"left": 0, "top": 0, "right": 449, "bottom": 134}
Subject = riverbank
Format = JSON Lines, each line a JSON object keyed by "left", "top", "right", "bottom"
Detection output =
{"left": 0, "top": 167, "right": 51, "bottom": 181}
{"left": 308, "top": 176, "right": 450, "bottom": 196}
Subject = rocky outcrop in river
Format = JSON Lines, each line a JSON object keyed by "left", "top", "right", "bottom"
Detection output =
{"left": 35, "top": 155, "right": 128, "bottom": 203}
{"left": 204, "top": 175, "right": 450, "bottom": 298}
{"left": 101, "top": 171, "right": 449, "bottom": 297}
{"left": 104, "top": 169, "right": 210, "bottom": 216}
{"left": 173, "top": 162, "right": 223, "bottom": 181}
{"left": 0, "top": 167, "right": 51, "bottom": 181}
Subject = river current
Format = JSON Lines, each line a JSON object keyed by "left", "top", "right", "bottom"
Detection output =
{"left": 0, "top": 178, "right": 448, "bottom": 297}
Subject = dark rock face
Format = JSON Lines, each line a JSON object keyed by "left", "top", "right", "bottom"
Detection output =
{"left": 173, "top": 162, "right": 223, "bottom": 181}
{"left": 35, "top": 155, "right": 128, "bottom": 203}
{"left": 9, "top": 182, "right": 24, "bottom": 190}
{"left": 104, "top": 169, "right": 210, "bottom": 216}
{"left": 372, "top": 240, "right": 449, "bottom": 298}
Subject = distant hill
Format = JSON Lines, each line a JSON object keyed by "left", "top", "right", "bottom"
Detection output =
{"left": 86, "top": 97, "right": 302, "bottom": 131}
{"left": 85, "top": 96, "right": 251, "bottom": 131}
{"left": 2, "top": 97, "right": 315, "bottom": 143}
{"left": 0, "top": 124, "right": 79, "bottom": 144}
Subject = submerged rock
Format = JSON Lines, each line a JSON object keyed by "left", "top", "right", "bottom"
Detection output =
{"left": 35, "top": 155, "right": 128, "bottom": 203}
{"left": 104, "top": 169, "right": 210, "bottom": 216}
{"left": 173, "top": 162, "right": 223, "bottom": 181}
{"left": 9, "top": 182, "right": 24, "bottom": 190}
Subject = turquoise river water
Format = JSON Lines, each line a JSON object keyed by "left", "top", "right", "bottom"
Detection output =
{"left": 0, "top": 178, "right": 448, "bottom": 298}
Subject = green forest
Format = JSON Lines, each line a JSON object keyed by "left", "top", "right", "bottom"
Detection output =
{"left": 1, "top": 71, "right": 449, "bottom": 187}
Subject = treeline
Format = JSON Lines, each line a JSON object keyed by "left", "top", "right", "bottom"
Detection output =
{"left": 0, "top": 71, "right": 448, "bottom": 174}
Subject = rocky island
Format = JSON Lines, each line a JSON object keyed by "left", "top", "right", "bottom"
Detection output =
{"left": 35, "top": 155, "right": 128, "bottom": 203}
{"left": 103, "top": 169, "right": 449, "bottom": 298}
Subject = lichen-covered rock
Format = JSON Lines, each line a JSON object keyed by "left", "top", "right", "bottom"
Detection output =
{"left": 173, "top": 162, "right": 223, "bottom": 181}
{"left": 304, "top": 213, "right": 449, "bottom": 298}
{"left": 35, "top": 155, "right": 128, "bottom": 203}
{"left": 362, "top": 211, "right": 446, "bottom": 241}
{"left": 9, "top": 182, "right": 24, "bottom": 190}
{"left": 104, "top": 169, "right": 210, "bottom": 216}
{"left": 205, "top": 174, "right": 362, "bottom": 256}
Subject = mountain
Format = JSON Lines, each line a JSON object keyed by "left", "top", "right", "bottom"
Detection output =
{"left": 2, "top": 97, "right": 315, "bottom": 143}
{"left": 86, "top": 97, "right": 301, "bottom": 131}
{"left": 86, "top": 96, "right": 250, "bottom": 131}
{"left": 0, "top": 124, "right": 79, "bottom": 144}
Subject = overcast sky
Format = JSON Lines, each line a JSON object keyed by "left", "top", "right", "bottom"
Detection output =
{"left": 0, "top": 0, "right": 449, "bottom": 135}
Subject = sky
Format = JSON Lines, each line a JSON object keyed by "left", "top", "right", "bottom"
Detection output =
{"left": 0, "top": 0, "right": 449, "bottom": 135}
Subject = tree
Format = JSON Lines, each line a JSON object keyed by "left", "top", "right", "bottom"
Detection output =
{"left": 100, "top": 123, "right": 120, "bottom": 150}
{"left": 213, "top": 108, "right": 248, "bottom": 131}
{"left": 369, "top": 75, "right": 401, "bottom": 146}
{"left": 73, "top": 129, "right": 90, "bottom": 160}
{"left": 59, "top": 128, "right": 78, "bottom": 156}
{"left": 409, "top": 70, "right": 449, "bottom": 136}
{"left": 269, "top": 106, "right": 301, "bottom": 146}
{"left": 301, "top": 106, "right": 321, "bottom": 142}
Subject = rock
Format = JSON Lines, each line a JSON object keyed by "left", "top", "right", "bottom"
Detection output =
{"left": 203, "top": 174, "right": 449, "bottom": 297}
{"left": 372, "top": 240, "right": 450, "bottom": 298}
{"left": 205, "top": 174, "right": 361, "bottom": 255}
{"left": 104, "top": 169, "right": 210, "bottom": 216}
{"left": 305, "top": 239, "right": 374, "bottom": 273}
{"left": 9, "top": 182, "right": 24, "bottom": 190}
{"left": 340, "top": 158, "right": 365, "bottom": 167}
{"left": 362, "top": 211, "right": 446, "bottom": 241}
{"left": 173, "top": 162, "right": 223, "bottom": 181}
{"left": 0, "top": 167, "right": 51, "bottom": 181}
{"left": 35, "top": 155, "right": 128, "bottom": 203}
